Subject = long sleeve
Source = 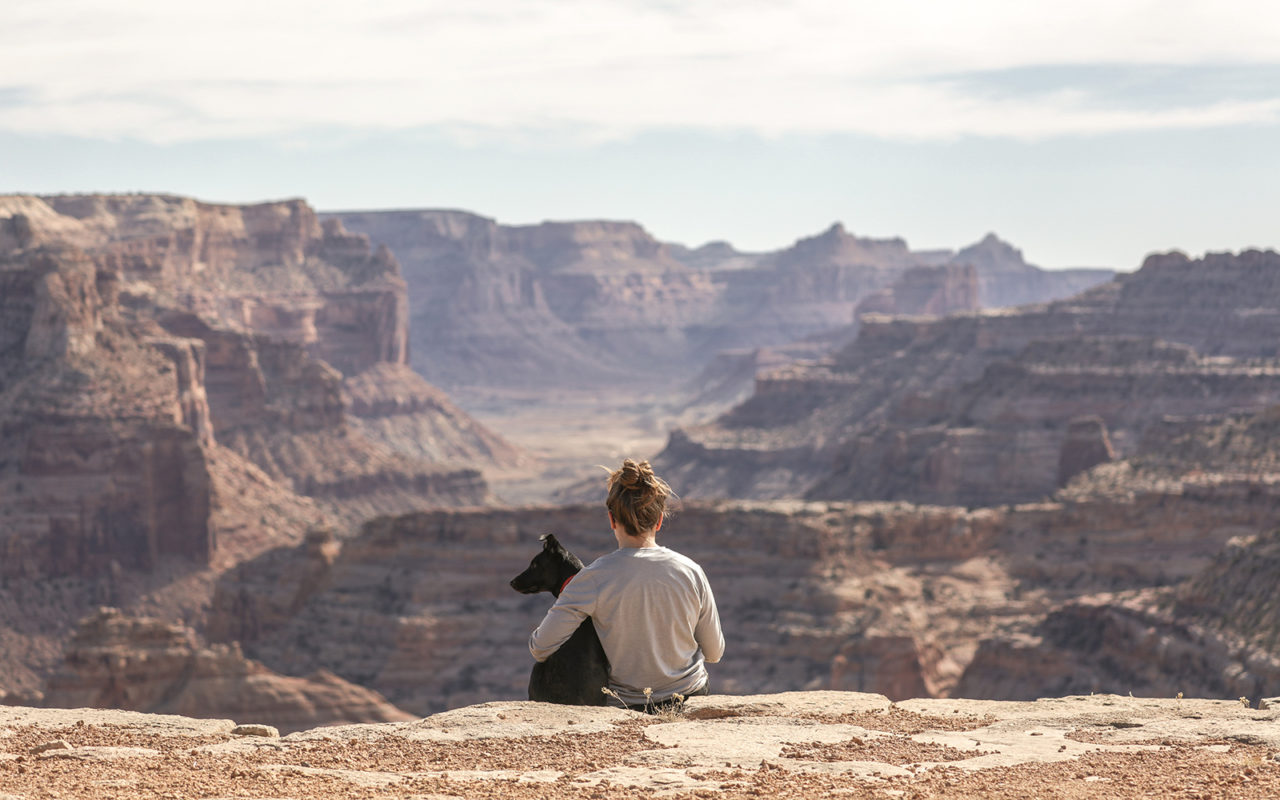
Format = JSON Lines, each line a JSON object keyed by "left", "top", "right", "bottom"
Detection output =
{"left": 528, "top": 578, "right": 595, "bottom": 662}
{"left": 695, "top": 571, "right": 725, "bottom": 664}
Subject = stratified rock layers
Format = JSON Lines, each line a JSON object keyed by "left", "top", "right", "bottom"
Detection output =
{"left": 0, "top": 195, "right": 511, "bottom": 704}
{"left": 207, "top": 465, "right": 1280, "bottom": 713}
{"left": 0, "top": 194, "right": 509, "bottom": 584}
{"left": 40, "top": 607, "right": 412, "bottom": 733}
{"left": 660, "top": 250, "right": 1280, "bottom": 506}
{"left": 326, "top": 211, "right": 1111, "bottom": 391}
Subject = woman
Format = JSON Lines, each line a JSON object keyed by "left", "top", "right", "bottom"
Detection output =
{"left": 529, "top": 459, "right": 724, "bottom": 709}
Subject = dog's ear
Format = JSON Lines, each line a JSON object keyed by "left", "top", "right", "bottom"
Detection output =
{"left": 540, "top": 533, "right": 560, "bottom": 550}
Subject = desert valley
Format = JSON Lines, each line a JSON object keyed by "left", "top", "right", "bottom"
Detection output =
{"left": 3, "top": 193, "right": 1280, "bottom": 795}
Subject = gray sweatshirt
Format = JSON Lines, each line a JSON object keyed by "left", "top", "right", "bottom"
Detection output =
{"left": 528, "top": 545, "right": 724, "bottom": 705}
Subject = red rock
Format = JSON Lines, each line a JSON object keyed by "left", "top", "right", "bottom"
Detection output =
{"left": 41, "top": 608, "right": 412, "bottom": 734}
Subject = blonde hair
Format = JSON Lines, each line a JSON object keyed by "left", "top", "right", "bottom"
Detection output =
{"left": 605, "top": 459, "right": 672, "bottom": 538}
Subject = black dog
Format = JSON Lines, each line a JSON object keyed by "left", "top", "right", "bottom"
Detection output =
{"left": 509, "top": 534, "right": 610, "bottom": 705}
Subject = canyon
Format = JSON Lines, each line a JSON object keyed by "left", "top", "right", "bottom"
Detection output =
{"left": 4, "top": 190, "right": 1280, "bottom": 740}
{"left": 657, "top": 249, "right": 1280, "bottom": 506}
{"left": 0, "top": 194, "right": 514, "bottom": 701}
{"left": 326, "top": 211, "right": 1110, "bottom": 398}
{"left": 328, "top": 209, "right": 1111, "bottom": 500}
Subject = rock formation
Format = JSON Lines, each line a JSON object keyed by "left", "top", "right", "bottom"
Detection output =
{"left": 0, "top": 246, "right": 216, "bottom": 579}
{"left": 0, "top": 194, "right": 515, "bottom": 710}
{"left": 659, "top": 249, "right": 1280, "bottom": 506}
{"left": 325, "top": 211, "right": 1111, "bottom": 393}
{"left": 205, "top": 444, "right": 1280, "bottom": 714}
{"left": 38, "top": 607, "right": 411, "bottom": 734}
{"left": 853, "top": 264, "right": 981, "bottom": 319}
{"left": 6, "top": 693, "right": 1280, "bottom": 799}
{"left": 950, "top": 232, "right": 1114, "bottom": 308}
{"left": 954, "top": 403, "right": 1280, "bottom": 701}
{"left": 0, "top": 195, "right": 512, "bottom": 556}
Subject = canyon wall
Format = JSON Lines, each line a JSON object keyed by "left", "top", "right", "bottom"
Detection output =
{"left": 0, "top": 195, "right": 510, "bottom": 544}
{"left": 36, "top": 607, "right": 412, "bottom": 733}
{"left": 326, "top": 211, "right": 1111, "bottom": 393}
{"left": 658, "top": 249, "right": 1280, "bottom": 506}
{"left": 0, "top": 247, "right": 215, "bottom": 579}
{"left": 205, "top": 444, "right": 1280, "bottom": 713}
{"left": 0, "top": 195, "right": 515, "bottom": 701}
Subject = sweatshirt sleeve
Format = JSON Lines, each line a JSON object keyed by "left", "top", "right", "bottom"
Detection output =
{"left": 695, "top": 570, "right": 725, "bottom": 664}
{"left": 528, "top": 576, "right": 595, "bottom": 663}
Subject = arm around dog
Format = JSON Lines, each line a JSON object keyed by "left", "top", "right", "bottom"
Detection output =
{"left": 529, "top": 575, "right": 595, "bottom": 662}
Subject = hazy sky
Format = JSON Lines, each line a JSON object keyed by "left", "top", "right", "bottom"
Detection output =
{"left": 3, "top": 1, "right": 1278, "bottom": 269}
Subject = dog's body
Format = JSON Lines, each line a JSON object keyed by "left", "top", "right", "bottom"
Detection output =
{"left": 510, "top": 534, "right": 610, "bottom": 705}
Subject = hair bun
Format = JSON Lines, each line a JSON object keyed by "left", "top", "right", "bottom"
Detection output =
{"left": 618, "top": 458, "right": 653, "bottom": 491}
{"left": 605, "top": 458, "right": 674, "bottom": 538}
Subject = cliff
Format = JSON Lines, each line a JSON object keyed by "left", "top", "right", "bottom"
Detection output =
{"left": 0, "top": 195, "right": 509, "bottom": 538}
{"left": 948, "top": 401, "right": 1280, "bottom": 702}
{"left": 658, "top": 249, "right": 1280, "bottom": 506}
{"left": 0, "top": 195, "right": 513, "bottom": 706}
{"left": 36, "top": 607, "right": 412, "bottom": 734}
{"left": 325, "top": 211, "right": 1111, "bottom": 393}
{"left": 0, "top": 247, "right": 216, "bottom": 579}
{"left": 4, "top": 693, "right": 1280, "bottom": 798}
{"left": 204, "top": 452, "right": 1280, "bottom": 715}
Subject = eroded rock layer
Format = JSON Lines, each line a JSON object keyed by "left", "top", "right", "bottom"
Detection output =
{"left": 325, "top": 211, "right": 1111, "bottom": 392}
{"left": 0, "top": 194, "right": 512, "bottom": 703}
{"left": 659, "top": 249, "right": 1280, "bottom": 506}
{"left": 37, "top": 607, "right": 412, "bottom": 733}
{"left": 206, "top": 458, "right": 1280, "bottom": 714}
{"left": 5, "top": 693, "right": 1280, "bottom": 799}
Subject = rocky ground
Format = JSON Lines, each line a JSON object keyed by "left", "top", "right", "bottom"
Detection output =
{"left": 3, "top": 692, "right": 1280, "bottom": 799}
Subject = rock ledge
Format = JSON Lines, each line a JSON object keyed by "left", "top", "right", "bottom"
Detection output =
{"left": 3, "top": 692, "right": 1280, "bottom": 797}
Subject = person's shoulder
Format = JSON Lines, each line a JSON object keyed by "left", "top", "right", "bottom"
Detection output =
{"left": 655, "top": 546, "right": 708, "bottom": 573}
{"left": 584, "top": 549, "right": 627, "bottom": 570}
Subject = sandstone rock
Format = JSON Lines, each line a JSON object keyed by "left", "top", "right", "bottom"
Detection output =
{"left": 1056, "top": 415, "right": 1116, "bottom": 486}
{"left": 660, "top": 249, "right": 1280, "bottom": 506}
{"left": 29, "top": 739, "right": 71, "bottom": 754}
{"left": 39, "top": 607, "right": 413, "bottom": 734}
{"left": 4, "top": 694, "right": 1277, "bottom": 798}
{"left": 949, "top": 232, "right": 1112, "bottom": 309}
{"left": 855, "top": 264, "right": 981, "bottom": 318}
{"left": 344, "top": 363, "right": 521, "bottom": 468}
{"left": 231, "top": 724, "right": 279, "bottom": 738}
{"left": 1, "top": 194, "right": 509, "bottom": 537}
{"left": 327, "top": 211, "right": 1109, "bottom": 394}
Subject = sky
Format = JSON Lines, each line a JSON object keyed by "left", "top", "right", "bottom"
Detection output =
{"left": 2, "top": 0, "right": 1279, "bottom": 270}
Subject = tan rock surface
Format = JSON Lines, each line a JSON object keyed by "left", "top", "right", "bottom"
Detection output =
{"left": 660, "top": 249, "right": 1280, "bottom": 506}
{"left": 3, "top": 693, "right": 1279, "bottom": 798}
{"left": 326, "top": 211, "right": 1108, "bottom": 394}
{"left": 0, "top": 195, "right": 517, "bottom": 700}
{"left": 206, "top": 483, "right": 1280, "bottom": 714}
{"left": 37, "top": 608, "right": 412, "bottom": 735}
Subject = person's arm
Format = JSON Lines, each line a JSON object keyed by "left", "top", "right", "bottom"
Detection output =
{"left": 528, "top": 578, "right": 595, "bottom": 662}
{"left": 695, "top": 572, "right": 725, "bottom": 664}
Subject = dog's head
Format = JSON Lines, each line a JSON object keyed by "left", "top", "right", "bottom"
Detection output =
{"left": 509, "top": 533, "right": 585, "bottom": 596}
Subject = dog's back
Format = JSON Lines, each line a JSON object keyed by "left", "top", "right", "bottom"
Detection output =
{"left": 510, "top": 534, "right": 610, "bottom": 705}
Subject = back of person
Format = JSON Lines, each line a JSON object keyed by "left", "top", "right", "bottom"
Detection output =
{"left": 561, "top": 545, "right": 720, "bottom": 704}
{"left": 528, "top": 458, "right": 724, "bottom": 707}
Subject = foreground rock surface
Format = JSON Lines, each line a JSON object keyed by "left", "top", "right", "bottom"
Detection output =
{"left": 3, "top": 692, "right": 1279, "bottom": 798}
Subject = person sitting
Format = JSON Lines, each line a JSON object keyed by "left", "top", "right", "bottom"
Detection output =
{"left": 529, "top": 458, "right": 724, "bottom": 710}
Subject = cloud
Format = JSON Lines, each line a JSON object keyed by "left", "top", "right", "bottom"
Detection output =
{"left": 2, "top": 0, "right": 1278, "bottom": 144}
